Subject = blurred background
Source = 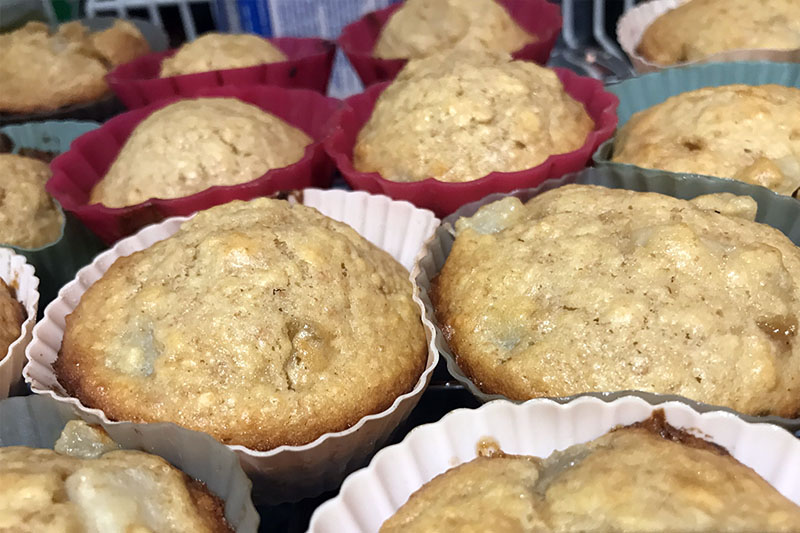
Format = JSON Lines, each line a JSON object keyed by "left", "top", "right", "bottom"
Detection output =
{"left": 0, "top": 0, "right": 643, "bottom": 96}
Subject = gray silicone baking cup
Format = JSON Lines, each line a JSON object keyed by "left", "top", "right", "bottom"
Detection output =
{"left": 593, "top": 61, "right": 800, "bottom": 180}
{"left": 0, "top": 395, "right": 259, "bottom": 531}
{"left": 0, "top": 121, "right": 107, "bottom": 306}
{"left": 414, "top": 166, "right": 800, "bottom": 435}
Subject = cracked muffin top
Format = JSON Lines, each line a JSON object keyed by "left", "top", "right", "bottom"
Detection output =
{"left": 433, "top": 185, "right": 800, "bottom": 416}
{"left": 0, "top": 420, "right": 231, "bottom": 533}
{"left": 612, "top": 85, "right": 800, "bottom": 196}
{"left": 637, "top": 0, "right": 800, "bottom": 65}
{"left": 0, "top": 153, "right": 64, "bottom": 249}
{"left": 354, "top": 50, "right": 593, "bottom": 183}
{"left": 0, "top": 20, "right": 150, "bottom": 113}
{"left": 56, "top": 198, "right": 428, "bottom": 450}
{"left": 89, "top": 97, "right": 312, "bottom": 208}
{"left": 381, "top": 412, "right": 800, "bottom": 532}
{"left": 160, "top": 33, "right": 287, "bottom": 77}
{"left": 373, "top": 0, "right": 534, "bottom": 60}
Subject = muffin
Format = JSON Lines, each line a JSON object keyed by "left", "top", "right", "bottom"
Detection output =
{"left": 0, "top": 20, "right": 150, "bottom": 113}
{"left": 354, "top": 51, "right": 593, "bottom": 183}
{"left": 0, "top": 154, "right": 64, "bottom": 248}
{"left": 89, "top": 97, "right": 312, "bottom": 208}
{"left": 374, "top": 0, "right": 535, "bottom": 60}
{"left": 0, "top": 419, "right": 231, "bottom": 532}
{"left": 612, "top": 84, "right": 800, "bottom": 196}
{"left": 56, "top": 198, "right": 428, "bottom": 450}
{"left": 381, "top": 411, "right": 800, "bottom": 532}
{"left": 0, "top": 277, "right": 25, "bottom": 362}
{"left": 433, "top": 185, "right": 800, "bottom": 416}
{"left": 160, "top": 33, "right": 287, "bottom": 77}
{"left": 638, "top": 0, "right": 800, "bottom": 65}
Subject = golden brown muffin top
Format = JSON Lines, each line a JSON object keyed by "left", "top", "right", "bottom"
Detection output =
{"left": 0, "top": 420, "right": 230, "bottom": 533}
{"left": 0, "top": 154, "right": 64, "bottom": 249}
{"left": 0, "top": 277, "right": 25, "bottom": 362}
{"left": 354, "top": 51, "right": 593, "bottom": 183}
{"left": 374, "top": 0, "right": 534, "bottom": 60}
{"left": 0, "top": 20, "right": 150, "bottom": 113}
{"left": 381, "top": 412, "right": 800, "bottom": 532}
{"left": 612, "top": 84, "right": 800, "bottom": 196}
{"left": 57, "top": 198, "right": 428, "bottom": 450}
{"left": 434, "top": 185, "right": 800, "bottom": 416}
{"left": 637, "top": 0, "right": 800, "bottom": 65}
{"left": 90, "top": 98, "right": 311, "bottom": 208}
{"left": 160, "top": 32, "right": 287, "bottom": 77}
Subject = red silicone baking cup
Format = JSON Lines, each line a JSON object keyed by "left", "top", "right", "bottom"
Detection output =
{"left": 48, "top": 85, "right": 343, "bottom": 244}
{"left": 107, "top": 37, "right": 336, "bottom": 109}
{"left": 338, "top": 0, "right": 562, "bottom": 87}
{"left": 324, "top": 68, "right": 619, "bottom": 217}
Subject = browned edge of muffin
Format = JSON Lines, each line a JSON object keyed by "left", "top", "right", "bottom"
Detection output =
{"left": 0, "top": 278, "right": 26, "bottom": 363}
{"left": 620, "top": 409, "right": 729, "bottom": 456}
{"left": 184, "top": 475, "right": 234, "bottom": 533}
{"left": 430, "top": 273, "right": 533, "bottom": 400}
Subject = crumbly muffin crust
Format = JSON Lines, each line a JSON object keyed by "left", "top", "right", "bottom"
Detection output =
{"left": 374, "top": 0, "right": 534, "bottom": 60}
{"left": 0, "top": 21, "right": 149, "bottom": 113}
{"left": 0, "top": 445, "right": 230, "bottom": 532}
{"left": 354, "top": 51, "right": 593, "bottom": 183}
{"left": 0, "top": 278, "right": 25, "bottom": 362}
{"left": 90, "top": 97, "right": 311, "bottom": 208}
{"left": 434, "top": 185, "right": 800, "bottom": 416}
{"left": 612, "top": 85, "right": 800, "bottom": 196}
{"left": 638, "top": 0, "right": 800, "bottom": 65}
{"left": 57, "top": 198, "right": 427, "bottom": 450}
{"left": 160, "top": 33, "right": 287, "bottom": 77}
{"left": 381, "top": 412, "right": 800, "bottom": 532}
{"left": 0, "top": 154, "right": 64, "bottom": 248}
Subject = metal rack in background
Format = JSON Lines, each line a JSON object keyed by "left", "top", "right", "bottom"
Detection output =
{"left": 550, "top": 0, "right": 638, "bottom": 82}
{"left": 82, "top": 0, "right": 643, "bottom": 90}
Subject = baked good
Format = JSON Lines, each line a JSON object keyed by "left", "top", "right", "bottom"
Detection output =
{"left": 56, "top": 198, "right": 427, "bottom": 450}
{"left": 433, "top": 185, "right": 800, "bottom": 416}
{"left": 89, "top": 97, "right": 312, "bottom": 208}
{"left": 0, "top": 419, "right": 231, "bottom": 532}
{"left": 0, "top": 277, "right": 25, "bottom": 361}
{"left": 612, "top": 84, "right": 800, "bottom": 196}
{"left": 90, "top": 19, "right": 153, "bottom": 67}
{"left": 0, "top": 154, "right": 64, "bottom": 248}
{"left": 638, "top": 0, "right": 800, "bottom": 65}
{"left": 354, "top": 51, "right": 593, "bottom": 183}
{"left": 160, "top": 33, "right": 287, "bottom": 77}
{"left": 0, "top": 20, "right": 150, "bottom": 113}
{"left": 374, "top": 0, "right": 534, "bottom": 60}
{"left": 381, "top": 411, "right": 800, "bottom": 532}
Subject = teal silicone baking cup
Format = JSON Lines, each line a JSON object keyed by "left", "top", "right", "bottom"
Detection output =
{"left": 413, "top": 166, "right": 800, "bottom": 434}
{"left": 1, "top": 121, "right": 106, "bottom": 306}
{"left": 593, "top": 61, "right": 800, "bottom": 183}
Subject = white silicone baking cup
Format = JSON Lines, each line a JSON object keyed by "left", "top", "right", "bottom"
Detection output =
{"left": 0, "top": 395, "right": 258, "bottom": 532}
{"left": 308, "top": 396, "right": 800, "bottom": 532}
{"left": 617, "top": 0, "right": 800, "bottom": 73}
{"left": 0, "top": 248, "right": 39, "bottom": 398}
{"left": 23, "top": 189, "right": 440, "bottom": 504}
{"left": 413, "top": 168, "right": 800, "bottom": 433}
